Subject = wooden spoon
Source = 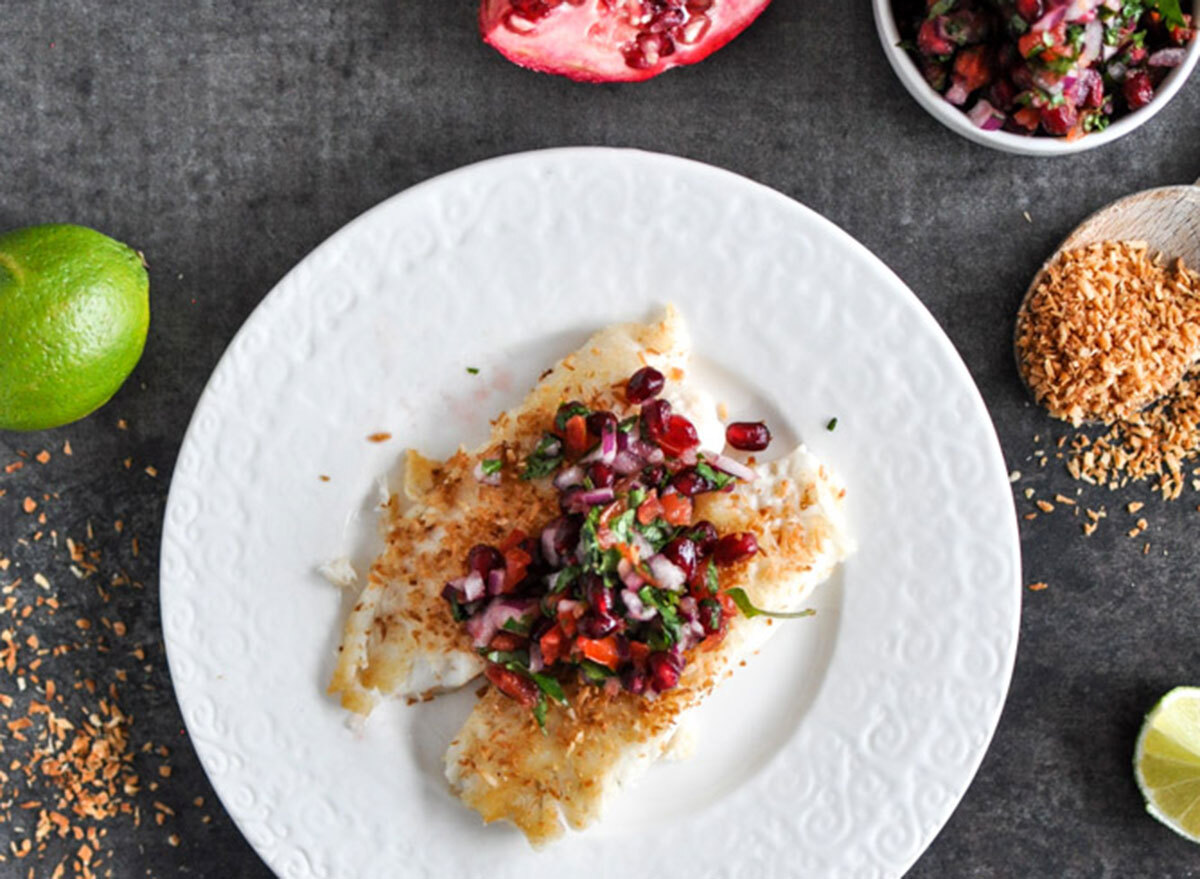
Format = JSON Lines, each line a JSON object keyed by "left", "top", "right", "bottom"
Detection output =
{"left": 1014, "top": 178, "right": 1200, "bottom": 423}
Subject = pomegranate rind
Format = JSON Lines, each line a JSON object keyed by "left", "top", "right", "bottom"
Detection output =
{"left": 479, "top": 0, "right": 773, "bottom": 83}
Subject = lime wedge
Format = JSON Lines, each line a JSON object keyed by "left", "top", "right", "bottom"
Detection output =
{"left": 1135, "top": 686, "right": 1200, "bottom": 843}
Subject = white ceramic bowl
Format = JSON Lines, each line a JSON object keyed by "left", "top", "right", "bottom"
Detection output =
{"left": 872, "top": 0, "right": 1200, "bottom": 155}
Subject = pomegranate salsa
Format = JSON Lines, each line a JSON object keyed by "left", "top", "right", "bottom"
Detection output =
{"left": 442, "top": 366, "right": 791, "bottom": 727}
{"left": 895, "top": 0, "right": 1196, "bottom": 138}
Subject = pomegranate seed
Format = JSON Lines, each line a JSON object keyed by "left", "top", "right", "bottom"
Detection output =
{"left": 641, "top": 463, "right": 667, "bottom": 487}
{"left": 587, "top": 461, "right": 615, "bottom": 488}
{"left": 626, "top": 367, "right": 665, "bottom": 404}
{"left": 662, "top": 537, "right": 699, "bottom": 580}
{"left": 685, "top": 0, "right": 713, "bottom": 10}
{"left": 1015, "top": 0, "right": 1042, "bottom": 21}
{"left": 1039, "top": 103, "right": 1078, "bottom": 136}
{"left": 640, "top": 398, "right": 672, "bottom": 437}
{"left": 467, "top": 544, "right": 504, "bottom": 576}
{"left": 1124, "top": 70, "right": 1155, "bottom": 110}
{"left": 671, "top": 468, "right": 712, "bottom": 496}
{"left": 714, "top": 532, "right": 758, "bottom": 565}
{"left": 725, "top": 421, "right": 771, "bottom": 451}
{"left": 689, "top": 520, "right": 719, "bottom": 556}
{"left": 656, "top": 414, "right": 700, "bottom": 457}
{"left": 586, "top": 409, "right": 617, "bottom": 437}
{"left": 676, "top": 14, "right": 711, "bottom": 45}
{"left": 585, "top": 574, "right": 613, "bottom": 615}
{"left": 621, "top": 666, "right": 647, "bottom": 694}
{"left": 648, "top": 651, "right": 682, "bottom": 692}
{"left": 579, "top": 612, "right": 618, "bottom": 638}
{"left": 648, "top": 8, "right": 685, "bottom": 32}
{"left": 503, "top": 10, "right": 539, "bottom": 33}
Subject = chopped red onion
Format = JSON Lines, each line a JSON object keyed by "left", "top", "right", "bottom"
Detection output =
{"left": 553, "top": 465, "right": 585, "bottom": 490}
{"left": 1032, "top": 7, "right": 1067, "bottom": 32}
{"left": 621, "top": 588, "right": 656, "bottom": 621}
{"left": 967, "top": 98, "right": 1006, "bottom": 131}
{"left": 486, "top": 568, "right": 507, "bottom": 596}
{"left": 647, "top": 554, "right": 686, "bottom": 592}
{"left": 582, "top": 420, "right": 618, "bottom": 465}
{"left": 944, "top": 80, "right": 969, "bottom": 106}
{"left": 576, "top": 487, "right": 616, "bottom": 506}
{"left": 466, "top": 597, "right": 539, "bottom": 647}
{"left": 707, "top": 452, "right": 758, "bottom": 482}
{"left": 463, "top": 570, "right": 486, "bottom": 602}
{"left": 1149, "top": 48, "right": 1188, "bottom": 68}
{"left": 529, "top": 643, "right": 545, "bottom": 673}
{"left": 612, "top": 450, "right": 644, "bottom": 475}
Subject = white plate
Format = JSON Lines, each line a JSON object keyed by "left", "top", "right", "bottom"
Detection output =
{"left": 161, "top": 148, "right": 1020, "bottom": 879}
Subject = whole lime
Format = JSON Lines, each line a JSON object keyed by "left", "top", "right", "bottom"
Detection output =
{"left": 0, "top": 224, "right": 150, "bottom": 431}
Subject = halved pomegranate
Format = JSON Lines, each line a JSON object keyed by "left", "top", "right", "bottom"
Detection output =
{"left": 479, "top": 0, "right": 773, "bottom": 82}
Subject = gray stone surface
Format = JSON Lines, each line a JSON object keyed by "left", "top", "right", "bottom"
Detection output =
{"left": 1, "top": 1, "right": 1198, "bottom": 876}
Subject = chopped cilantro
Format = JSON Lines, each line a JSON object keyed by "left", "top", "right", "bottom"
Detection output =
{"left": 501, "top": 616, "right": 532, "bottom": 635}
{"left": 705, "top": 559, "right": 719, "bottom": 596}
{"left": 533, "top": 694, "right": 548, "bottom": 730}
{"left": 700, "top": 598, "right": 722, "bottom": 633}
{"left": 618, "top": 416, "right": 638, "bottom": 434}
{"left": 1153, "top": 0, "right": 1187, "bottom": 28}
{"left": 480, "top": 458, "right": 502, "bottom": 476}
{"left": 928, "top": 0, "right": 955, "bottom": 16}
{"left": 579, "top": 660, "right": 615, "bottom": 684}
{"left": 627, "top": 486, "right": 647, "bottom": 510}
{"left": 638, "top": 586, "right": 683, "bottom": 643}
{"left": 521, "top": 433, "right": 564, "bottom": 480}
{"left": 726, "top": 587, "right": 816, "bottom": 620}
{"left": 530, "top": 672, "right": 567, "bottom": 704}
{"left": 695, "top": 459, "right": 737, "bottom": 490}
{"left": 448, "top": 598, "right": 469, "bottom": 622}
{"left": 637, "top": 519, "right": 674, "bottom": 552}
{"left": 608, "top": 508, "right": 639, "bottom": 546}
{"left": 466, "top": 366, "right": 480, "bottom": 375}
{"left": 826, "top": 417, "right": 839, "bottom": 432}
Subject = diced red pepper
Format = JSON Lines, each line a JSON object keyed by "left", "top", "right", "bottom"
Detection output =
{"left": 484, "top": 664, "right": 539, "bottom": 707}
{"left": 539, "top": 624, "right": 568, "bottom": 665}
{"left": 628, "top": 640, "right": 650, "bottom": 668}
{"left": 499, "top": 529, "right": 527, "bottom": 552}
{"left": 503, "top": 545, "right": 532, "bottom": 591}
{"left": 489, "top": 632, "right": 526, "bottom": 652}
{"left": 564, "top": 414, "right": 588, "bottom": 455}
{"left": 575, "top": 635, "right": 620, "bottom": 670}
{"left": 660, "top": 492, "right": 693, "bottom": 527}
{"left": 953, "top": 45, "right": 992, "bottom": 93}
{"left": 636, "top": 490, "right": 664, "bottom": 525}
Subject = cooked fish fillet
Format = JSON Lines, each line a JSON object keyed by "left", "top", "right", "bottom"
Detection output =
{"left": 444, "top": 445, "right": 850, "bottom": 845}
{"left": 329, "top": 305, "right": 721, "bottom": 715}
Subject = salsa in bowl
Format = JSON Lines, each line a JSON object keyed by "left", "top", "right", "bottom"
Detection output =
{"left": 874, "top": 0, "right": 1199, "bottom": 154}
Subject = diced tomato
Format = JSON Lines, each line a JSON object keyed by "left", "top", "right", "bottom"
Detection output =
{"left": 539, "top": 624, "right": 568, "bottom": 665}
{"left": 499, "top": 529, "right": 527, "bottom": 552}
{"left": 484, "top": 664, "right": 539, "bottom": 707}
{"left": 564, "top": 414, "right": 588, "bottom": 455}
{"left": 953, "top": 45, "right": 992, "bottom": 93}
{"left": 1012, "top": 106, "right": 1041, "bottom": 130}
{"left": 660, "top": 492, "right": 693, "bottom": 527}
{"left": 636, "top": 490, "right": 664, "bottom": 525}
{"left": 503, "top": 545, "right": 532, "bottom": 591}
{"left": 575, "top": 635, "right": 620, "bottom": 670}
{"left": 1017, "top": 29, "right": 1048, "bottom": 58}
{"left": 489, "top": 632, "right": 526, "bottom": 652}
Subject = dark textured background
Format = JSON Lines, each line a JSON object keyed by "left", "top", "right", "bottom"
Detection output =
{"left": 1, "top": 1, "right": 1199, "bottom": 876}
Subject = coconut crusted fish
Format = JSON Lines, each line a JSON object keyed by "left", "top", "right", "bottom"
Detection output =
{"left": 329, "top": 306, "right": 721, "bottom": 715}
{"left": 444, "top": 446, "right": 850, "bottom": 845}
